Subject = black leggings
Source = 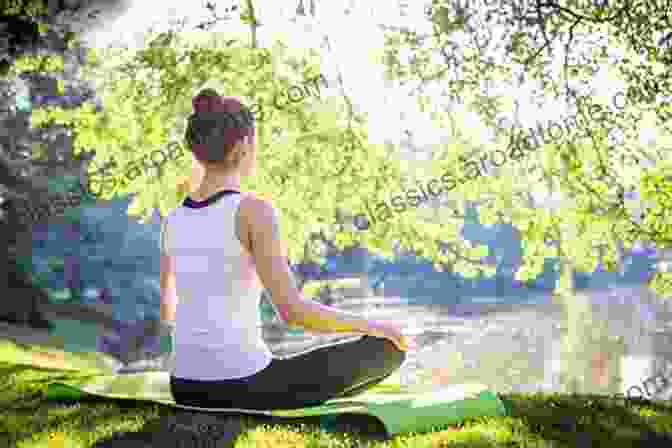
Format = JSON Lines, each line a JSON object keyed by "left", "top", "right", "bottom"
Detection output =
{"left": 169, "top": 335, "right": 406, "bottom": 410}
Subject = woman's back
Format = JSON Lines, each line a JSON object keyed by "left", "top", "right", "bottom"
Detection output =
{"left": 161, "top": 190, "right": 272, "bottom": 380}
{"left": 163, "top": 90, "right": 411, "bottom": 409}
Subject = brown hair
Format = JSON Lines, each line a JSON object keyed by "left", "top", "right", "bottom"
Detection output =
{"left": 184, "top": 89, "right": 255, "bottom": 169}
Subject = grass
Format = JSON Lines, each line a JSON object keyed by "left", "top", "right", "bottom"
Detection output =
{"left": 1, "top": 341, "right": 672, "bottom": 447}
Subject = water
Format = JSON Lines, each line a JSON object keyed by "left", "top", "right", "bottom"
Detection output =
{"left": 38, "top": 283, "right": 672, "bottom": 403}
{"left": 327, "top": 286, "right": 672, "bottom": 401}
{"left": 20, "top": 193, "right": 672, "bottom": 399}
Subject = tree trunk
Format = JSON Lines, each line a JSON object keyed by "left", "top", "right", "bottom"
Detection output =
{"left": 64, "top": 221, "right": 82, "bottom": 301}
{"left": 0, "top": 201, "right": 51, "bottom": 329}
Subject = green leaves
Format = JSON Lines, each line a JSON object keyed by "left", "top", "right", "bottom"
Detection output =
{"left": 19, "top": 2, "right": 667, "bottom": 301}
{"left": 378, "top": 0, "right": 672, "bottom": 298}
{"left": 649, "top": 271, "right": 672, "bottom": 300}
{"left": 58, "top": 30, "right": 405, "bottom": 264}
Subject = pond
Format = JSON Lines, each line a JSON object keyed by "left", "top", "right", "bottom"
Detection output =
{"left": 17, "top": 181, "right": 672, "bottom": 402}
{"left": 36, "top": 285, "right": 672, "bottom": 404}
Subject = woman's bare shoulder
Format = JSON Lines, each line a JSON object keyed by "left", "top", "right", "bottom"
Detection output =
{"left": 238, "top": 192, "right": 279, "bottom": 224}
{"left": 240, "top": 192, "right": 275, "bottom": 209}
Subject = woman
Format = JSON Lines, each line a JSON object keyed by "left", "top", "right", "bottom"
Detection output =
{"left": 160, "top": 89, "right": 415, "bottom": 410}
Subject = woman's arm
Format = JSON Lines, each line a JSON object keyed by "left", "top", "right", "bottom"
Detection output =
{"left": 158, "top": 222, "right": 178, "bottom": 353}
{"left": 159, "top": 253, "right": 178, "bottom": 323}
{"left": 159, "top": 218, "right": 177, "bottom": 323}
{"left": 241, "top": 195, "right": 374, "bottom": 334}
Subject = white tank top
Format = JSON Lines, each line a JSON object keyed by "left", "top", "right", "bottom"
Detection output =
{"left": 160, "top": 190, "right": 273, "bottom": 380}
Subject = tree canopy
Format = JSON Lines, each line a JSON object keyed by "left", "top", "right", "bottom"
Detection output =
{"left": 27, "top": 4, "right": 411, "bottom": 268}
{"left": 379, "top": 0, "right": 672, "bottom": 297}
{"left": 20, "top": 0, "right": 672, "bottom": 298}
{"left": 0, "top": 0, "right": 105, "bottom": 327}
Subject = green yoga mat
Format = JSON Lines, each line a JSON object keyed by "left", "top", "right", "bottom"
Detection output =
{"left": 45, "top": 372, "right": 507, "bottom": 436}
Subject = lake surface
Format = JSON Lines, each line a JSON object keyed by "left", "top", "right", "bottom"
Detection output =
{"left": 35, "top": 283, "right": 672, "bottom": 404}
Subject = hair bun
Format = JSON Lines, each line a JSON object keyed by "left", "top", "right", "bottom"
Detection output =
{"left": 192, "top": 89, "right": 227, "bottom": 113}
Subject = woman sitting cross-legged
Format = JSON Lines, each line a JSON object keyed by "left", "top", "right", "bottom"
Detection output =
{"left": 159, "top": 89, "right": 416, "bottom": 410}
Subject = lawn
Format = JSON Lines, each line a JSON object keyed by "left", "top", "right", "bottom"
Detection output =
{"left": 1, "top": 340, "right": 672, "bottom": 447}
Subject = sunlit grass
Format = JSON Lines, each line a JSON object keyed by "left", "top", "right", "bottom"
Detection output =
{"left": 1, "top": 343, "right": 671, "bottom": 447}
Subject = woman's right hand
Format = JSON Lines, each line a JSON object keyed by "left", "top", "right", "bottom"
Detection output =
{"left": 366, "top": 320, "right": 417, "bottom": 352}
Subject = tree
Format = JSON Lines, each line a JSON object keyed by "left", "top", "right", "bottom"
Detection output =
{"left": 34, "top": 1, "right": 410, "bottom": 270}
{"left": 377, "top": 0, "right": 672, "bottom": 393}
{"left": 23, "top": 0, "right": 526, "bottom": 327}
{"left": 0, "top": 0, "right": 103, "bottom": 328}
{"left": 28, "top": 0, "right": 671, "bottom": 310}
{"left": 378, "top": 0, "right": 672, "bottom": 298}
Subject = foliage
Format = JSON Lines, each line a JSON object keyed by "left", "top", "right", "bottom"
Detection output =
{"left": 0, "top": 0, "right": 106, "bottom": 329}
{"left": 0, "top": 0, "right": 499, "bottom": 285}
{"left": 9, "top": 53, "right": 64, "bottom": 73}
{"left": 380, "top": 0, "right": 672, "bottom": 297}
{"left": 0, "top": 0, "right": 48, "bottom": 16}
{"left": 13, "top": 0, "right": 672, "bottom": 298}
{"left": 28, "top": 8, "right": 434, "bottom": 266}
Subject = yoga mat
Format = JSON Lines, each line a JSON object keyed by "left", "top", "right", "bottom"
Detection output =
{"left": 45, "top": 372, "right": 507, "bottom": 436}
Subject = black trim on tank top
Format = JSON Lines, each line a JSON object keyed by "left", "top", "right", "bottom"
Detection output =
{"left": 183, "top": 190, "right": 241, "bottom": 208}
